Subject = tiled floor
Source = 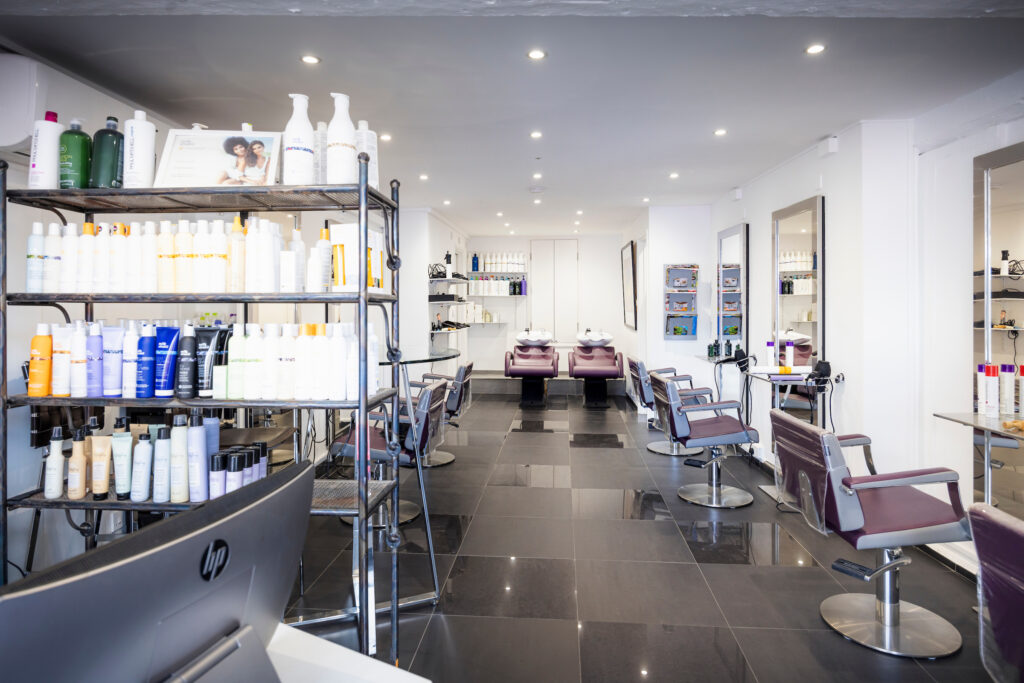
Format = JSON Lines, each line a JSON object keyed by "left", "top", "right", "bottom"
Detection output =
{"left": 286, "top": 394, "right": 987, "bottom": 682}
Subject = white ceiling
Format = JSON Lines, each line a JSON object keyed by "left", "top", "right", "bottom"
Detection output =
{"left": 2, "top": 15, "right": 1024, "bottom": 236}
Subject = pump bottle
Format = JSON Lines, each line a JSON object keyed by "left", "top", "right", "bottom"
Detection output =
{"left": 59, "top": 117, "right": 91, "bottom": 190}
{"left": 123, "top": 110, "right": 156, "bottom": 188}
{"left": 283, "top": 94, "right": 316, "bottom": 185}
{"left": 326, "top": 93, "right": 358, "bottom": 184}
{"left": 354, "top": 120, "right": 379, "bottom": 189}
{"left": 89, "top": 116, "right": 124, "bottom": 189}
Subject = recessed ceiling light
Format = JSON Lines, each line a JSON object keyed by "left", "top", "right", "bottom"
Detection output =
{"left": 533, "top": 172, "right": 543, "bottom": 180}
{"left": 806, "top": 43, "right": 825, "bottom": 55}
{"left": 576, "top": 210, "right": 583, "bottom": 215}
{"left": 573, "top": 229, "right": 579, "bottom": 234}
{"left": 801, "top": 229, "right": 807, "bottom": 233}
{"left": 642, "top": 197, "right": 650, "bottom": 202}
{"left": 286, "top": 214, "right": 293, "bottom": 218}
{"left": 505, "top": 585, "right": 511, "bottom": 591}
{"left": 301, "top": 55, "right": 320, "bottom": 65}
{"left": 574, "top": 220, "right": 580, "bottom": 225}
{"left": 509, "top": 230, "right": 515, "bottom": 235}
{"left": 527, "top": 48, "right": 547, "bottom": 60}
{"left": 496, "top": 211, "right": 503, "bottom": 217}
{"left": 669, "top": 172, "right": 679, "bottom": 179}
{"left": 504, "top": 222, "right": 510, "bottom": 227}
{"left": 530, "top": 131, "right": 543, "bottom": 139}
{"left": 419, "top": 174, "right": 429, "bottom": 180}
{"left": 379, "top": 133, "right": 392, "bottom": 142}
{"left": 533, "top": 199, "right": 541, "bottom": 204}
{"left": 443, "top": 200, "right": 451, "bottom": 206}
{"left": 714, "top": 128, "right": 727, "bottom": 136}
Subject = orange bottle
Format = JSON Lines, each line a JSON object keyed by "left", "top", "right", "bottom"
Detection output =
{"left": 28, "top": 323, "right": 53, "bottom": 397}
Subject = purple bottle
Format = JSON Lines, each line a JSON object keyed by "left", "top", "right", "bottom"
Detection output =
{"left": 519, "top": 277, "right": 526, "bottom": 296}
{"left": 85, "top": 323, "right": 104, "bottom": 397}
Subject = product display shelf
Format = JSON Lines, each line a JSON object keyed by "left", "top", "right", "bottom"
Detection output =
{"left": 470, "top": 271, "right": 526, "bottom": 276}
{"left": 0, "top": 158, "right": 403, "bottom": 660}
{"left": 428, "top": 278, "right": 470, "bottom": 285}
{"left": 468, "top": 294, "right": 526, "bottom": 298}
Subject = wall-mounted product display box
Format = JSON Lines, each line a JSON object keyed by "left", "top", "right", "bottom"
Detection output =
{"left": 719, "top": 263, "right": 742, "bottom": 339}
{"left": 665, "top": 264, "right": 699, "bottom": 339}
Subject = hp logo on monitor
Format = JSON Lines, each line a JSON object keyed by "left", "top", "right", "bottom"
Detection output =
{"left": 199, "top": 540, "right": 230, "bottom": 581}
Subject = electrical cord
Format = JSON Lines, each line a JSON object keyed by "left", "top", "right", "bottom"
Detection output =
{"left": 7, "top": 559, "right": 27, "bottom": 578}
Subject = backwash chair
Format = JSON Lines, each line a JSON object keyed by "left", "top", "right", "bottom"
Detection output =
{"left": 568, "top": 345, "right": 623, "bottom": 408}
{"left": 505, "top": 345, "right": 559, "bottom": 407}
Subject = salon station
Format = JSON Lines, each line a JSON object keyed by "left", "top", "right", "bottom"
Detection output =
{"left": 1, "top": 5, "right": 1024, "bottom": 683}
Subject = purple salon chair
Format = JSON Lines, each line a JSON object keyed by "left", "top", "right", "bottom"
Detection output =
{"left": 969, "top": 503, "right": 1024, "bottom": 682}
{"left": 410, "top": 362, "right": 474, "bottom": 468}
{"left": 770, "top": 408, "right": 970, "bottom": 658}
{"left": 505, "top": 345, "right": 559, "bottom": 407}
{"left": 627, "top": 357, "right": 709, "bottom": 456}
{"left": 650, "top": 371, "right": 758, "bottom": 508}
{"left": 569, "top": 346, "right": 623, "bottom": 408}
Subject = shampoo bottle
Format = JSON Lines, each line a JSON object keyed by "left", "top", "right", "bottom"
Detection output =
{"left": 355, "top": 119, "right": 379, "bottom": 189}
{"left": 90, "top": 435, "right": 112, "bottom": 500}
{"left": 187, "top": 412, "right": 209, "bottom": 503}
{"left": 51, "top": 324, "right": 72, "bottom": 397}
{"left": 311, "top": 323, "right": 330, "bottom": 400}
{"left": 111, "top": 431, "right": 133, "bottom": 501}
{"left": 130, "top": 433, "right": 153, "bottom": 503}
{"left": 58, "top": 223, "right": 79, "bottom": 293}
{"left": 123, "top": 110, "right": 156, "bottom": 188}
{"left": 283, "top": 93, "right": 315, "bottom": 185}
{"left": 135, "top": 324, "right": 157, "bottom": 398}
{"left": 227, "top": 323, "right": 245, "bottom": 399}
{"left": 317, "top": 223, "right": 332, "bottom": 290}
{"left": 262, "top": 323, "right": 280, "bottom": 400}
{"left": 228, "top": 216, "right": 246, "bottom": 293}
{"left": 193, "top": 219, "right": 211, "bottom": 293}
{"left": 109, "top": 223, "right": 128, "bottom": 291}
{"left": 25, "top": 221, "right": 45, "bottom": 293}
{"left": 42, "top": 222, "right": 63, "bottom": 292}
{"left": 92, "top": 222, "right": 111, "bottom": 293}
{"left": 141, "top": 221, "right": 159, "bottom": 293}
{"left": 209, "top": 219, "right": 228, "bottom": 293}
{"left": 101, "top": 324, "right": 125, "bottom": 397}
{"left": 85, "top": 322, "right": 104, "bottom": 397}
{"left": 67, "top": 428, "right": 88, "bottom": 500}
{"left": 289, "top": 227, "right": 306, "bottom": 293}
{"left": 328, "top": 323, "right": 347, "bottom": 401}
{"left": 176, "top": 322, "right": 198, "bottom": 399}
{"left": 69, "top": 320, "right": 88, "bottom": 398}
{"left": 125, "top": 222, "right": 143, "bottom": 292}
{"left": 277, "top": 324, "right": 296, "bottom": 400}
{"left": 243, "top": 324, "right": 264, "bottom": 400}
{"left": 174, "top": 219, "right": 194, "bottom": 294}
{"left": 28, "top": 324, "right": 52, "bottom": 398}
{"left": 157, "top": 220, "right": 176, "bottom": 293}
{"left": 169, "top": 414, "right": 189, "bottom": 504}
{"left": 89, "top": 116, "right": 123, "bottom": 189}
{"left": 152, "top": 427, "right": 171, "bottom": 504}
{"left": 43, "top": 427, "right": 66, "bottom": 500}
{"left": 326, "top": 93, "right": 358, "bottom": 184}
{"left": 121, "top": 320, "right": 139, "bottom": 398}
{"left": 58, "top": 117, "right": 91, "bottom": 189}
{"left": 294, "top": 324, "right": 313, "bottom": 400}
{"left": 28, "top": 111, "right": 61, "bottom": 190}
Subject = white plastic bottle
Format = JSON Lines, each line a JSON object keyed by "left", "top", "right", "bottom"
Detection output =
{"left": 228, "top": 216, "right": 246, "bottom": 293}
{"left": 28, "top": 111, "right": 62, "bottom": 189}
{"left": 187, "top": 413, "right": 209, "bottom": 503}
{"left": 277, "top": 324, "right": 296, "bottom": 400}
{"left": 42, "top": 222, "right": 63, "bottom": 292}
{"left": 311, "top": 324, "right": 330, "bottom": 400}
{"left": 43, "top": 427, "right": 66, "bottom": 500}
{"left": 69, "top": 320, "right": 88, "bottom": 398}
{"left": 25, "top": 221, "right": 45, "bottom": 293}
{"left": 193, "top": 219, "right": 211, "bottom": 292}
{"left": 368, "top": 323, "right": 380, "bottom": 396}
{"left": 130, "top": 434, "right": 154, "bottom": 503}
{"left": 121, "top": 320, "right": 139, "bottom": 398}
{"left": 294, "top": 324, "right": 313, "bottom": 400}
{"left": 288, "top": 228, "right": 306, "bottom": 293}
{"left": 209, "top": 219, "right": 228, "bottom": 293}
{"left": 355, "top": 120, "right": 379, "bottom": 189}
{"left": 169, "top": 414, "right": 189, "bottom": 504}
{"left": 272, "top": 223, "right": 284, "bottom": 292}
{"left": 227, "top": 323, "right": 245, "bottom": 399}
{"left": 59, "top": 223, "right": 79, "bottom": 293}
{"left": 152, "top": 427, "right": 171, "bottom": 504}
{"left": 157, "top": 220, "right": 176, "bottom": 293}
{"left": 90, "top": 222, "right": 111, "bottom": 293}
{"left": 244, "top": 324, "right": 264, "bottom": 401}
{"left": 123, "top": 110, "right": 156, "bottom": 188}
{"left": 124, "top": 222, "right": 142, "bottom": 291}
{"left": 141, "top": 221, "right": 159, "bottom": 293}
{"left": 328, "top": 323, "right": 347, "bottom": 400}
{"left": 326, "top": 93, "right": 358, "bottom": 185}
{"left": 262, "top": 323, "right": 280, "bottom": 400}
{"left": 317, "top": 224, "right": 332, "bottom": 290}
{"left": 244, "top": 219, "right": 259, "bottom": 293}
{"left": 109, "top": 223, "right": 128, "bottom": 291}
{"left": 345, "top": 325, "right": 359, "bottom": 402}
{"left": 283, "top": 93, "right": 316, "bottom": 185}
{"left": 174, "top": 219, "right": 194, "bottom": 293}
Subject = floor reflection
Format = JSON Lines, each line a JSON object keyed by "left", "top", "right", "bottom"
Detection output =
{"left": 488, "top": 464, "right": 572, "bottom": 488}
{"left": 679, "top": 521, "right": 818, "bottom": 566}
{"left": 571, "top": 489, "right": 673, "bottom": 521}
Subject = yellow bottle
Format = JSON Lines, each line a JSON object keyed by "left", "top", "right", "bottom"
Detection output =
{"left": 27, "top": 323, "right": 52, "bottom": 397}
{"left": 67, "top": 428, "right": 88, "bottom": 500}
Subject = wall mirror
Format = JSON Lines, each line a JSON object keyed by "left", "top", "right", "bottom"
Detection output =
{"left": 771, "top": 196, "right": 824, "bottom": 366}
{"left": 717, "top": 223, "right": 749, "bottom": 354}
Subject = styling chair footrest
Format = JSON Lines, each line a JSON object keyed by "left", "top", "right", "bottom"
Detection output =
{"left": 831, "top": 558, "right": 873, "bottom": 581}
{"left": 684, "top": 457, "right": 707, "bottom": 468}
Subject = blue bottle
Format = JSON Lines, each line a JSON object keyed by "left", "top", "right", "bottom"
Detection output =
{"left": 136, "top": 324, "right": 157, "bottom": 398}
{"left": 472, "top": 253, "right": 479, "bottom": 272}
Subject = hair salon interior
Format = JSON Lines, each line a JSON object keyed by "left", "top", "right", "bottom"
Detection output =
{"left": 1, "top": 4, "right": 1024, "bottom": 682}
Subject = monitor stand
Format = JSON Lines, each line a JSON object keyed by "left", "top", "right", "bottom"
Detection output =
{"left": 164, "top": 625, "right": 277, "bottom": 683}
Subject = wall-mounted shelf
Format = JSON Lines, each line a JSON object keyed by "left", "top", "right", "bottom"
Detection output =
{"left": 428, "top": 278, "right": 470, "bottom": 285}
{"left": 467, "top": 294, "right": 526, "bottom": 298}
{"left": 665, "top": 264, "right": 700, "bottom": 339}
{"left": 430, "top": 328, "right": 469, "bottom": 334}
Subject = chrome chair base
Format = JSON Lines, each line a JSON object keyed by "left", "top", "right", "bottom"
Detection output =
{"left": 342, "top": 499, "right": 422, "bottom": 527}
{"left": 421, "top": 450, "right": 456, "bottom": 468}
{"left": 820, "top": 593, "right": 962, "bottom": 659}
{"left": 647, "top": 440, "right": 704, "bottom": 456}
{"left": 677, "top": 483, "right": 754, "bottom": 509}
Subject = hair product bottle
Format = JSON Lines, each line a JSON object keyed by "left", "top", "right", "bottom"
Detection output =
{"left": 135, "top": 323, "right": 157, "bottom": 398}
{"left": 187, "top": 412, "right": 209, "bottom": 503}
{"left": 209, "top": 219, "right": 228, "bottom": 293}
{"left": 42, "top": 222, "right": 63, "bottom": 292}
{"left": 209, "top": 453, "right": 227, "bottom": 500}
{"left": 101, "top": 324, "right": 124, "bottom": 398}
{"left": 169, "top": 415, "right": 189, "bottom": 503}
{"left": 294, "top": 324, "right": 313, "bottom": 400}
{"left": 154, "top": 325, "right": 181, "bottom": 398}
{"left": 326, "top": 93, "right": 358, "bottom": 184}
{"left": 228, "top": 216, "right": 246, "bottom": 293}
{"left": 111, "top": 431, "right": 133, "bottom": 501}
{"left": 226, "top": 452, "right": 244, "bottom": 494}
{"left": 125, "top": 222, "right": 143, "bottom": 291}
{"left": 328, "top": 323, "right": 347, "bottom": 401}
{"left": 28, "top": 323, "right": 52, "bottom": 397}
{"left": 283, "top": 93, "right": 316, "bottom": 185}
{"left": 58, "top": 223, "right": 79, "bottom": 293}
{"left": 69, "top": 321, "right": 88, "bottom": 398}
{"left": 109, "top": 223, "right": 128, "bottom": 291}
{"left": 123, "top": 110, "right": 156, "bottom": 188}
{"left": 227, "top": 323, "right": 245, "bottom": 399}
{"left": 50, "top": 324, "right": 72, "bottom": 397}
{"left": 25, "top": 221, "right": 45, "bottom": 293}
{"left": 192, "top": 219, "right": 211, "bottom": 293}
{"left": 203, "top": 410, "right": 220, "bottom": 457}
{"left": 311, "top": 323, "right": 330, "bottom": 400}
{"left": 316, "top": 223, "right": 332, "bottom": 290}
{"left": 174, "top": 219, "right": 193, "bottom": 294}
{"left": 67, "top": 428, "right": 88, "bottom": 500}
{"left": 141, "top": 221, "right": 159, "bottom": 293}
{"left": 92, "top": 222, "right": 111, "bottom": 293}
{"left": 175, "top": 322, "right": 198, "bottom": 399}
{"left": 121, "top": 320, "right": 139, "bottom": 398}
{"left": 28, "top": 111, "right": 61, "bottom": 189}
{"left": 277, "top": 324, "right": 296, "bottom": 400}
{"left": 75, "top": 222, "right": 96, "bottom": 294}
{"left": 59, "top": 118, "right": 91, "bottom": 189}
{"left": 90, "top": 435, "right": 112, "bottom": 501}
{"left": 85, "top": 323, "right": 104, "bottom": 397}
{"left": 157, "top": 220, "right": 176, "bottom": 293}
{"left": 150, "top": 426, "right": 171, "bottom": 504}
{"left": 43, "top": 427, "right": 66, "bottom": 500}
{"left": 130, "top": 433, "right": 153, "bottom": 503}
{"left": 355, "top": 119, "right": 379, "bottom": 189}
{"left": 89, "top": 116, "right": 123, "bottom": 188}
{"left": 262, "top": 323, "right": 280, "bottom": 400}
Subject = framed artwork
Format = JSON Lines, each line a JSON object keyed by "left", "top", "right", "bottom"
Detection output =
{"left": 155, "top": 129, "right": 281, "bottom": 188}
{"left": 621, "top": 240, "right": 637, "bottom": 330}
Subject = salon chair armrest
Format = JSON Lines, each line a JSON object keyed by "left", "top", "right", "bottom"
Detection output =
{"left": 650, "top": 367, "right": 677, "bottom": 376}
{"left": 837, "top": 434, "right": 871, "bottom": 447}
{"left": 505, "top": 351, "right": 512, "bottom": 375}
{"left": 422, "top": 373, "right": 455, "bottom": 385}
{"left": 842, "top": 467, "right": 957, "bottom": 490}
{"left": 680, "top": 387, "right": 713, "bottom": 398}
{"left": 677, "top": 400, "right": 741, "bottom": 414}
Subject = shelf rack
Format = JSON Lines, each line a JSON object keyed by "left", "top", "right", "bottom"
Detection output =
{"left": 0, "top": 157, "right": 402, "bottom": 659}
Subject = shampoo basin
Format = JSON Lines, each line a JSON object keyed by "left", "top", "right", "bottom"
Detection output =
{"left": 515, "top": 329, "right": 554, "bottom": 347}
{"left": 576, "top": 329, "right": 614, "bottom": 347}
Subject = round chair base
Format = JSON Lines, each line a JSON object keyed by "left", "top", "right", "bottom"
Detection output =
{"left": 677, "top": 483, "right": 753, "bottom": 509}
{"left": 421, "top": 450, "right": 456, "bottom": 468}
{"left": 647, "top": 440, "right": 704, "bottom": 457}
{"left": 341, "top": 499, "right": 422, "bottom": 527}
{"left": 819, "top": 593, "right": 962, "bottom": 659}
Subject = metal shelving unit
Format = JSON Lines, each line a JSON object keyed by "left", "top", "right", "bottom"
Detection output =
{"left": 0, "top": 156, "right": 403, "bottom": 660}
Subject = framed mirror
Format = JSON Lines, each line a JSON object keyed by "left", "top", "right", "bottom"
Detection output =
{"left": 621, "top": 240, "right": 638, "bottom": 330}
{"left": 772, "top": 196, "right": 825, "bottom": 366}
{"left": 717, "top": 223, "right": 749, "bottom": 354}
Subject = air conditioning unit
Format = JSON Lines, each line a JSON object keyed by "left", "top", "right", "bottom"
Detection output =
{"left": 0, "top": 54, "right": 46, "bottom": 152}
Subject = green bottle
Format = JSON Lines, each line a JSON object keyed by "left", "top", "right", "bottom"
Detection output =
{"left": 59, "top": 118, "right": 92, "bottom": 189}
{"left": 89, "top": 116, "right": 123, "bottom": 188}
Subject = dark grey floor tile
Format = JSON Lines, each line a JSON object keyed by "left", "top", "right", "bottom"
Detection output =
{"left": 419, "top": 463, "right": 495, "bottom": 488}
{"left": 438, "top": 556, "right": 577, "bottom": 619}
{"left": 451, "top": 418, "right": 512, "bottom": 433}
{"left": 572, "top": 488, "right": 673, "bottom": 520}
{"left": 401, "top": 485, "right": 483, "bottom": 516}
{"left": 441, "top": 429, "right": 508, "bottom": 447}
{"left": 917, "top": 631, "right": 988, "bottom": 682}
{"left": 579, "top": 621, "right": 755, "bottom": 683}
{"left": 498, "top": 445, "right": 571, "bottom": 465}
{"left": 733, "top": 627, "right": 934, "bottom": 683}
{"left": 570, "top": 465, "right": 656, "bottom": 490}
{"left": 488, "top": 463, "right": 572, "bottom": 488}
{"left": 573, "top": 519, "right": 694, "bottom": 563}
{"left": 576, "top": 559, "right": 726, "bottom": 626}
{"left": 515, "top": 408, "right": 569, "bottom": 421}
{"left": 458, "top": 515, "right": 573, "bottom": 559}
{"left": 295, "top": 606, "right": 433, "bottom": 670}
{"left": 679, "top": 521, "right": 819, "bottom": 566}
{"left": 509, "top": 419, "right": 569, "bottom": 432}
{"left": 543, "top": 395, "right": 569, "bottom": 409}
{"left": 703, "top": 564, "right": 844, "bottom": 629}
{"left": 411, "top": 615, "right": 580, "bottom": 683}
{"left": 440, "top": 444, "right": 502, "bottom": 464}
{"left": 475, "top": 486, "right": 573, "bottom": 518}
{"left": 303, "top": 515, "right": 355, "bottom": 552}
{"left": 569, "top": 432, "right": 634, "bottom": 448}
{"left": 569, "top": 447, "right": 645, "bottom": 467}
{"left": 384, "top": 513, "right": 472, "bottom": 556}
{"left": 504, "top": 431, "right": 570, "bottom": 447}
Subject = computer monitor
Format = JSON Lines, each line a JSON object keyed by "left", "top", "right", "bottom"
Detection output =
{"left": 0, "top": 460, "right": 313, "bottom": 682}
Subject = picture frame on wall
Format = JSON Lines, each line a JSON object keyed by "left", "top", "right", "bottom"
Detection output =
{"left": 154, "top": 129, "right": 281, "bottom": 188}
{"left": 621, "top": 240, "right": 638, "bottom": 329}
